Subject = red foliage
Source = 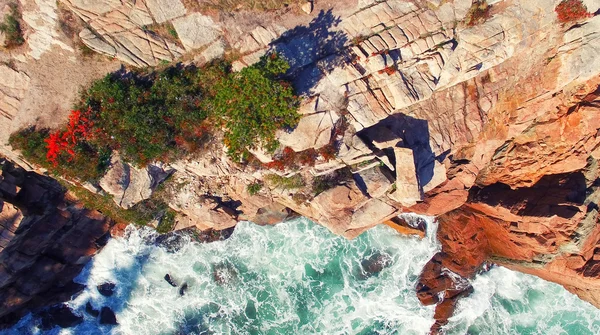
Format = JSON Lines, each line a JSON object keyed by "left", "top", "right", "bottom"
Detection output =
{"left": 44, "top": 109, "right": 96, "bottom": 166}
{"left": 383, "top": 66, "right": 396, "bottom": 75}
{"left": 264, "top": 160, "right": 285, "bottom": 171}
{"left": 555, "top": 0, "right": 592, "bottom": 23}
{"left": 318, "top": 144, "right": 337, "bottom": 162}
{"left": 298, "top": 149, "right": 318, "bottom": 167}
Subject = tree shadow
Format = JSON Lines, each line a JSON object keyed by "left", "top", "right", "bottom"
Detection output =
{"left": 357, "top": 114, "right": 441, "bottom": 193}
{"left": 268, "top": 9, "right": 349, "bottom": 96}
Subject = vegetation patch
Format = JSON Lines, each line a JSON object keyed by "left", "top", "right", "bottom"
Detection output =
{"left": 0, "top": 3, "right": 25, "bottom": 48}
{"left": 199, "top": 0, "right": 304, "bottom": 12}
{"left": 265, "top": 173, "right": 305, "bottom": 190}
{"left": 61, "top": 176, "right": 179, "bottom": 233}
{"left": 10, "top": 53, "right": 299, "bottom": 183}
{"left": 311, "top": 167, "right": 352, "bottom": 196}
{"left": 142, "top": 22, "right": 180, "bottom": 44}
{"left": 247, "top": 181, "right": 263, "bottom": 195}
{"left": 555, "top": 0, "right": 592, "bottom": 23}
{"left": 464, "top": 1, "right": 491, "bottom": 27}
{"left": 212, "top": 54, "right": 300, "bottom": 160}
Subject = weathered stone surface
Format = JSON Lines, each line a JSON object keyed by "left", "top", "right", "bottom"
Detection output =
{"left": 145, "top": 0, "right": 186, "bottom": 23}
{"left": 301, "top": 2, "right": 313, "bottom": 14}
{"left": 311, "top": 181, "right": 367, "bottom": 235}
{"left": 168, "top": 181, "right": 238, "bottom": 231}
{"left": 23, "top": 0, "right": 74, "bottom": 60}
{"left": 66, "top": 0, "right": 186, "bottom": 66}
{"left": 389, "top": 148, "right": 421, "bottom": 206}
{"left": 99, "top": 155, "right": 153, "bottom": 209}
{"left": 422, "top": 160, "right": 447, "bottom": 193}
{"left": 277, "top": 111, "right": 337, "bottom": 152}
{"left": 0, "top": 159, "right": 112, "bottom": 328}
{"left": 68, "top": 0, "right": 121, "bottom": 15}
{"left": 354, "top": 166, "right": 392, "bottom": 198}
{"left": 0, "top": 66, "right": 30, "bottom": 123}
{"left": 172, "top": 13, "right": 222, "bottom": 51}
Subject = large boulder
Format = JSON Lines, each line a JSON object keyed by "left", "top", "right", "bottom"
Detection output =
{"left": 38, "top": 304, "right": 83, "bottom": 330}
{"left": 277, "top": 111, "right": 338, "bottom": 152}
{"left": 354, "top": 166, "right": 393, "bottom": 198}
{"left": 99, "top": 155, "right": 172, "bottom": 209}
{"left": 145, "top": 0, "right": 186, "bottom": 23}
{"left": 389, "top": 148, "right": 421, "bottom": 206}
{"left": 172, "top": 13, "right": 222, "bottom": 51}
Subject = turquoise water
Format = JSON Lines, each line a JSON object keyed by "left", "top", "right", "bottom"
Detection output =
{"left": 5, "top": 217, "right": 600, "bottom": 334}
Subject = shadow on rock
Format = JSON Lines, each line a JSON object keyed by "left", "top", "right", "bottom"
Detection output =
{"left": 269, "top": 9, "right": 349, "bottom": 95}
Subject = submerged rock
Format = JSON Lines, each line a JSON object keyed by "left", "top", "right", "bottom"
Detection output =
{"left": 212, "top": 262, "right": 238, "bottom": 285}
{"left": 38, "top": 304, "right": 83, "bottom": 330}
{"left": 99, "top": 307, "right": 118, "bottom": 325}
{"left": 155, "top": 227, "right": 235, "bottom": 253}
{"left": 164, "top": 274, "right": 178, "bottom": 287}
{"left": 360, "top": 251, "right": 393, "bottom": 278}
{"left": 97, "top": 282, "right": 116, "bottom": 297}
{"left": 85, "top": 302, "right": 99, "bottom": 317}
{"left": 179, "top": 282, "right": 188, "bottom": 296}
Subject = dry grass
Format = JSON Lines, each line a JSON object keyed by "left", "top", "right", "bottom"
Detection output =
{"left": 194, "top": 0, "right": 304, "bottom": 12}
{"left": 142, "top": 22, "right": 181, "bottom": 46}
{"left": 464, "top": 1, "right": 491, "bottom": 27}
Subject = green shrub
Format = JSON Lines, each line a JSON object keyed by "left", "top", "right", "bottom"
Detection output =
{"left": 10, "top": 55, "right": 299, "bottom": 184}
{"left": 265, "top": 173, "right": 305, "bottom": 190}
{"left": 210, "top": 53, "right": 300, "bottom": 160}
{"left": 9, "top": 126, "right": 110, "bottom": 183}
{"left": 247, "top": 182, "right": 263, "bottom": 195}
{"left": 0, "top": 3, "right": 25, "bottom": 48}
{"left": 8, "top": 126, "right": 48, "bottom": 163}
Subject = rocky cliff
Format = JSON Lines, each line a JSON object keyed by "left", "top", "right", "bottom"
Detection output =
{"left": 0, "top": 158, "right": 113, "bottom": 327}
{"left": 1, "top": 0, "right": 600, "bottom": 333}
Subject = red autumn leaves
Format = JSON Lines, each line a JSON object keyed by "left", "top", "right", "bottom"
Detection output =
{"left": 45, "top": 109, "right": 96, "bottom": 166}
{"left": 556, "top": 0, "right": 593, "bottom": 23}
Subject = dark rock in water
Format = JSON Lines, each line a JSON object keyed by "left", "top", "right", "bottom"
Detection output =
{"left": 85, "top": 302, "right": 99, "bottom": 317}
{"left": 99, "top": 307, "right": 118, "bottom": 325}
{"left": 97, "top": 282, "right": 116, "bottom": 296}
{"left": 38, "top": 304, "right": 83, "bottom": 330}
{"left": 164, "top": 274, "right": 178, "bottom": 287}
{"left": 155, "top": 230, "right": 192, "bottom": 253}
{"left": 156, "top": 227, "right": 236, "bottom": 253}
{"left": 179, "top": 282, "right": 188, "bottom": 296}
{"left": 212, "top": 262, "right": 238, "bottom": 285}
{"left": 95, "top": 232, "right": 112, "bottom": 248}
{"left": 195, "top": 227, "right": 235, "bottom": 243}
{"left": 360, "top": 251, "right": 393, "bottom": 278}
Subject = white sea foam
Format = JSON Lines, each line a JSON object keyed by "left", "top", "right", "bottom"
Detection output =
{"left": 3, "top": 216, "right": 600, "bottom": 335}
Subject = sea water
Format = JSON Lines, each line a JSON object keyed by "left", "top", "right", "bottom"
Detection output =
{"left": 4, "top": 216, "right": 600, "bottom": 335}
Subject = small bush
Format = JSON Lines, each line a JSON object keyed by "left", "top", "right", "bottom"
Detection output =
{"left": 265, "top": 173, "right": 305, "bottom": 190}
{"left": 0, "top": 3, "right": 25, "bottom": 48}
{"left": 247, "top": 182, "right": 263, "bottom": 195}
{"left": 318, "top": 144, "right": 337, "bottom": 162}
{"left": 312, "top": 167, "right": 352, "bottom": 195}
{"left": 9, "top": 125, "right": 110, "bottom": 183}
{"left": 378, "top": 66, "right": 396, "bottom": 76}
{"left": 211, "top": 53, "right": 300, "bottom": 160}
{"left": 298, "top": 149, "right": 318, "bottom": 167}
{"left": 555, "top": 0, "right": 592, "bottom": 23}
{"left": 155, "top": 210, "right": 176, "bottom": 234}
{"left": 465, "top": 1, "right": 491, "bottom": 27}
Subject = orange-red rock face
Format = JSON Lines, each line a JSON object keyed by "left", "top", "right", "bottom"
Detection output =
{"left": 415, "top": 79, "right": 600, "bottom": 331}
